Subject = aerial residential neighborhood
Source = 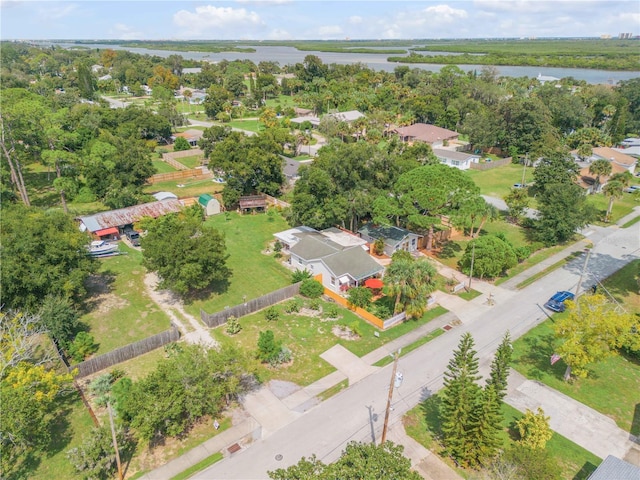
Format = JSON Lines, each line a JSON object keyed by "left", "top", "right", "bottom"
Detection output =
{"left": 2, "top": 2, "right": 640, "bottom": 480}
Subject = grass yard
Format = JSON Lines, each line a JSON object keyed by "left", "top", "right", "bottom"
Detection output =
{"left": 227, "top": 119, "right": 263, "bottom": 133}
{"left": 211, "top": 299, "right": 448, "bottom": 386}
{"left": 25, "top": 391, "right": 96, "bottom": 480}
{"left": 586, "top": 191, "right": 639, "bottom": 224}
{"left": 173, "top": 154, "right": 203, "bottom": 169}
{"left": 152, "top": 160, "right": 178, "bottom": 174}
{"left": 265, "top": 95, "right": 297, "bottom": 110}
{"left": 78, "top": 244, "right": 171, "bottom": 357}
{"left": 404, "top": 396, "right": 600, "bottom": 480}
{"left": 512, "top": 320, "right": 640, "bottom": 435}
{"left": 465, "top": 163, "right": 535, "bottom": 199}
{"left": 143, "top": 178, "right": 224, "bottom": 198}
{"left": 185, "top": 212, "right": 293, "bottom": 316}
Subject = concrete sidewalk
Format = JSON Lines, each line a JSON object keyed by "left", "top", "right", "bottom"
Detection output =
{"left": 506, "top": 369, "right": 640, "bottom": 464}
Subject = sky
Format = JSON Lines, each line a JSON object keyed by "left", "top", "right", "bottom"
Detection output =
{"left": 1, "top": 0, "right": 639, "bottom": 41}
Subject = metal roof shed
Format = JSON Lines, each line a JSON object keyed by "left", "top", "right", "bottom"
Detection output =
{"left": 198, "top": 194, "right": 221, "bottom": 216}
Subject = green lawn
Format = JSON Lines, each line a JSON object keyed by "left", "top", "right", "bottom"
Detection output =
{"left": 404, "top": 396, "right": 600, "bottom": 480}
{"left": 265, "top": 95, "right": 297, "bottom": 110}
{"left": 185, "top": 212, "right": 293, "bottom": 316}
{"left": 78, "top": 244, "right": 171, "bottom": 357}
{"left": 26, "top": 391, "right": 96, "bottom": 480}
{"left": 227, "top": 119, "right": 263, "bottom": 132}
{"left": 512, "top": 319, "right": 640, "bottom": 435}
{"left": 152, "top": 160, "right": 178, "bottom": 174}
{"left": 586, "top": 191, "right": 639, "bottom": 224}
{"left": 211, "top": 300, "right": 448, "bottom": 386}
{"left": 465, "top": 163, "right": 535, "bottom": 199}
{"left": 143, "top": 178, "right": 224, "bottom": 198}
{"left": 174, "top": 154, "right": 203, "bottom": 169}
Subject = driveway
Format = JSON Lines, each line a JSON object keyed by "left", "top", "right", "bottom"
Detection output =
{"left": 482, "top": 194, "right": 539, "bottom": 219}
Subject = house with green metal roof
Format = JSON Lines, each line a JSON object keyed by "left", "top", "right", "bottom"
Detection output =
{"left": 288, "top": 232, "right": 384, "bottom": 294}
{"left": 358, "top": 225, "right": 422, "bottom": 257}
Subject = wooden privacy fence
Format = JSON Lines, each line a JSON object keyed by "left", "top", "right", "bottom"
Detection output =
{"left": 201, "top": 282, "right": 302, "bottom": 328}
{"left": 162, "top": 148, "right": 205, "bottom": 171}
{"left": 469, "top": 157, "right": 512, "bottom": 171}
{"left": 72, "top": 326, "right": 180, "bottom": 378}
{"left": 148, "top": 168, "right": 211, "bottom": 184}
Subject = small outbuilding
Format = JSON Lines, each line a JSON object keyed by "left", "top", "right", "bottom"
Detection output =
{"left": 239, "top": 195, "right": 267, "bottom": 214}
{"left": 198, "top": 194, "right": 221, "bottom": 216}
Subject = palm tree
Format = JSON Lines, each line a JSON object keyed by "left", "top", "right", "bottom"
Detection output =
{"left": 588, "top": 158, "right": 612, "bottom": 193}
{"left": 603, "top": 171, "right": 632, "bottom": 222}
{"left": 383, "top": 257, "right": 436, "bottom": 317}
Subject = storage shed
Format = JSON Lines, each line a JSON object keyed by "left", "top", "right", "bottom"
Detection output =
{"left": 198, "top": 194, "right": 221, "bottom": 216}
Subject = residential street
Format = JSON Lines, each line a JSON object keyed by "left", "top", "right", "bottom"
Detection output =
{"left": 193, "top": 218, "right": 639, "bottom": 479}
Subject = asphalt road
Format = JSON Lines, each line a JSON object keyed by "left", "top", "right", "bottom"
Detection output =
{"left": 196, "top": 222, "right": 639, "bottom": 479}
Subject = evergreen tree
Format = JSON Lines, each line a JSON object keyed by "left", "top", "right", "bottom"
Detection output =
{"left": 486, "top": 331, "right": 513, "bottom": 403}
{"left": 440, "top": 333, "right": 482, "bottom": 467}
{"left": 469, "top": 385, "right": 502, "bottom": 467}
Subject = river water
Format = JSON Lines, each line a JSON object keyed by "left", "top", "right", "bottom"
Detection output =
{"left": 57, "top": 43, "right": 639, "bottom": 84}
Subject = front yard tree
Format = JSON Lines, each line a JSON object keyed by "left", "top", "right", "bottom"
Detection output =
{"left": 554, "top": 294, "right": 639, "bottom": 379}
{"left": 603, "top": 171, "right": 632, "bottom": 222}
{"left": 516, "top": 408, "right": 553, "bottom": 450}
{"left": 458, "top": 235, "right": 518, "bottom": 280}
{"left": 440, "top": 332, "right": 483, "bottom": 467}
{"left": 389, "top": 164, "right": 482, "bottom": 250}
{"left": 347, "top": 286, "right": 373, "bottom": 309}
{"left": 269, "top": 441, "right": 421, "bottom": 480}
{"left": 588, "top": 158, "right": 612, "bottom": 193}
{"left": 383, "top": 256, "right": 437, "bottom": 317}
{"left": 504, "top": 187, "right": 530, "bottom": 224}
{"left": 173, "top": 136, "right": 191, "bottom": 151}
{"left": 535, "top": 182, "right": 595, "bottom": 245}
{"left": 486, "top": 331, "right": 513, "bottom": 403}
{"left": 532, "top": 153, "right": 579, "bottom": 195}
{"left": 142, "top": 212, "right": 231, "bottom": 297}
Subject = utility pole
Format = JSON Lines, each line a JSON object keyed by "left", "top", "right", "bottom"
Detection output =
{"left": 468, "top": 242, "right": 476, "bottom": 291}
{"left": 575, "top": 248, "right": 592, "bottom": 297}
{"left": 107, "top": 402, "right": 123, "bottom": 480}
{"left": 381, "top": 349, "right": 401, "bottom": 445}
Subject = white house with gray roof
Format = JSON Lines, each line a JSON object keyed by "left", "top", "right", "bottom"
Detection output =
{"left": 287, "top": 231, "right": 383, "bottom": 293}
{"left": 432, "top": 148, "right": 480, "bottom": 170}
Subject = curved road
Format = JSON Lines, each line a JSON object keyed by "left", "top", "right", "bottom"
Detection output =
{"left": 196, "top": 221, "right": 639, "bottom": 478}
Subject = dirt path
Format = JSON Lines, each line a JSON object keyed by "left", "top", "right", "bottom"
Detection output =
{"left": 144, "top": 272, "right": 217, "bottom": 348}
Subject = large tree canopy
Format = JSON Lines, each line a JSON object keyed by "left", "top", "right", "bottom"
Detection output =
{"left": 1, "top": 205, "right": 95, "bottom": 311}
{"left": 141, "top": 209, "right": 231, "bottom": 296}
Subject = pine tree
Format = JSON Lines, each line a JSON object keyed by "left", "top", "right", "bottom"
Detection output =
{"left": 440, "top": 332, "right": 482, "bottom": 467}
{"left": 469, "top": 385, "right": 502, "bottom": 467}
{"left": 486, "top": 331, "right": 513, "bottom": 403}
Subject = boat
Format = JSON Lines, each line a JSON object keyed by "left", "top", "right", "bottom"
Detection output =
{"left": 87, "top": 240, "right": 119, "bottom": 256}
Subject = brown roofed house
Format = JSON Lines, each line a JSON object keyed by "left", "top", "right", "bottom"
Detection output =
{"left": 393, "top": 123, "right": 459, "bottom": 148}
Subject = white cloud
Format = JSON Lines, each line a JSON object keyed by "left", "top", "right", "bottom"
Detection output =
{"left": 423, "top": 4, "right": 468, "bottom": 22}
{"left": 235, "top": 0, "right": 291, "bottom": 4}
{"left": 318, "top": 25, "right": 343, "bottom": 36}
{"left": 267, "top": 28, "right": 292, "bottom": 40}
{"left": 348, "top": 15, "right": 363, "bottom": 25}
{"left": 110, "top": 23, "right": 142, "bottom": 40}
{"left": 173, "top": 5, "right": 265, "bottom": 36}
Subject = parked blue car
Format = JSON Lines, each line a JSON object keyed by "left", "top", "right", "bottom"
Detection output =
{"left": 544, "top": 291, "right": 575, "bottom": 312}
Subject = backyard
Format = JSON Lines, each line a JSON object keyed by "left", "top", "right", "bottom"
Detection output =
{"left": 78, "top": 244, "right": 171, "bottom": 357}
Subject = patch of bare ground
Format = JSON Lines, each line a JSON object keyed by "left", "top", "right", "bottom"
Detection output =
{"left": 332, "top": 325, "right": 360, "bottom": 341}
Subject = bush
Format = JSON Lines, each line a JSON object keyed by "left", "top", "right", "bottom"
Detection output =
{"left": 264, "top": 306, "right": 280, "bottom": 322}
{"left": 284, "top": 298, "right": 302, "bottom": 314}
{"left": 291, "top": 268, "right": 312, "bottom": 283}
{"left": 300, "top": 279, "right": 324, "bottom": 298}
{"left": 307, "top": 298, "right": 321, "bottom": 311}
{"left": 67, "top": 426, "right": 132, "bottom": 480}
{"left": 276, "top": 346, "right": 292, "bottom": 366}
{"left": 324, "top": 303, "right": 339, "bottom": 319}
{"left": 74, "top": 186, "right": 97, "bottom": 203}
{"left": 373, "top": 238, "right": 385, "bottom": 256}
{"left": 347, "top": 286, "right": 373, "bottom": 309}
{"left": 68, "top": 332, "right": 98, "bottom": 362}
{"left": 173, "top": 136, "right": 191, "bottom": 151}
{"left": 368, "top": 302, "right": 392, "bottom": 319}
{"left": 257, "top": 330, "right": 281, "bottom": 364}
{"left": 515, "top": 246, "right": 531, "bottom": 263}
{"left": 89, "top": 373, "right": 113, "bottom": 407}
{"left": 226, "top": 316, "right": 242, "bottom": 335}
{"left": 349, "top": 321, "right": 362, "bottom": 337}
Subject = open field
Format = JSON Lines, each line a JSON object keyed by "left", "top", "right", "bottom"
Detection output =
{"left": 152, "top": 160, "right": 178, "bottom": 174}
{"left": 404, "top": 396, "right": 601, "bottom": 480}
{"left": 78, "top": 244, "right": 171, "bottom": 357}
{"left": 185, "top": 212, "right": 293, "bottom": 316}
{"left": 227, "top": 119, "right": 263, "bottom": 132}
{"left": 464, "top": 163, "right": 535, "bottom": 199}
{"left": 143, "top": 177, "right": 224, "bottom": 198}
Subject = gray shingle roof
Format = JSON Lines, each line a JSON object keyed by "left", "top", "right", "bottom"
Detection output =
{"left": 322, "top": 247, "right": 384, "bottom": 280}
{"left": 289, "top": 234, "right": 345, "bottom": 260}
{"left": 588, "top": 455, "right": 640, "bottom": 480}
{"left": 358, "top": 224, "right": 421, "bottom": 247}
{"left": 432, "top": 149, "right": 480, "bottom": 162}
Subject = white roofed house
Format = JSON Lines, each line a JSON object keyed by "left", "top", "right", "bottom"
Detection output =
{"left": 432, "top": 148, "right": 480, "bottom": 170}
